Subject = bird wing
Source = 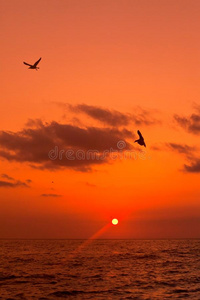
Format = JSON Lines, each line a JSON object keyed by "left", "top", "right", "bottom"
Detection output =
{"left": 23, "top": 62, "right": 32, "bottom": 67}
{"left": 33, "top": 57, "right": 41, "bottom": 67}
{"left": 137, "top": 130, "right": 143, "bottom": 139}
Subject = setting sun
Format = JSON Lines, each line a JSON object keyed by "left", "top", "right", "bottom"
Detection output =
{"left": 112, "top": 219, "right": 119, "bottom": 225}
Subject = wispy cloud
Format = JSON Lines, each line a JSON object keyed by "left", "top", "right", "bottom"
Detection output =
{"left": 166, "top": 143, "right": 196, "bottom": 156}
{"left": 151, "top": 143, "right": 197, "bottom": 156}
{"left": 0, "top": 180, "right": 29, "bottom": 188}
{"left": 68, "top": 104, "right": 131, "bottom": 126}
{"left": 55, "top": 102, "right": 161, "bottom": 127}
{"left": 166, "top": 143, "right": 200, "bottom": 173}
{"left": 0, "top": 174, "right": 31, "bottom": 188}
{"left": 26, "top": 179, "right": 32, "bottom": 183}
{"left": 174, "top": 107, "right": 200, "bottom": 135}
{"left": 152, "top": 142, "right": 200, "bottom": 173}
{"left": 41, "top": 193, "right": 62, "bottom": 197}
{"left": 1, "top": 173, "right": 14, "bottom": 181}
{"left": 183, "top": 159, "right": 200, "bottom": 173}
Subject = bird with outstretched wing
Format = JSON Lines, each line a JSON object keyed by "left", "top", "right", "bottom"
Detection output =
{"left": 23, "top": 57, "right": 42, "bottom": 70}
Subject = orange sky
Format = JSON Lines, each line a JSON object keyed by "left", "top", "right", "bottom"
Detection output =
{"left": 0, "top": 0, "right": 200, "bottom": 238}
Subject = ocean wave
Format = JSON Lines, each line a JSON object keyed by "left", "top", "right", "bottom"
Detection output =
{"left": 1, "top": 239, "right": 200, "bottom": 299}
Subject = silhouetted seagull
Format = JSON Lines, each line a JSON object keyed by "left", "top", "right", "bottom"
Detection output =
{"left": 134, "top": 130, "right": 146, "bottom": 147}
{"left": 23, "top": 57, "right": 41, "bottom": 70}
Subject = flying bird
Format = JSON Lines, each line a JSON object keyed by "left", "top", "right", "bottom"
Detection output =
{"left": 134, "top": 130, "right": 146, "bottom": 147}
{"left": 23, "top": 57, "right": 42, "bottom": 70}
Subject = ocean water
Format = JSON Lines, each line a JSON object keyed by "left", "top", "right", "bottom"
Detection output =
{"left": 0, "top": 239, "right": 200, "bottom": 299}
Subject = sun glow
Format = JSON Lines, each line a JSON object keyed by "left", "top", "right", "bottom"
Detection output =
{"left": 112, "top": 218, "right": 118, "bottom": 225}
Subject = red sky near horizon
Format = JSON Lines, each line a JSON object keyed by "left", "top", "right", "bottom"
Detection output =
{"left": 0, "top": 0, "right": 200, "bottom": 238}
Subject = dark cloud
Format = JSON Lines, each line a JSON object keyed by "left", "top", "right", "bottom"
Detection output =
{"left": 152, "top": 143, "right": 200, "bottom": 173}
{"left": 0, "top": 120, "right": 133, "bottom": 172}
{"left": 0, "top": 180, "right": 29, "bottom": 188}
{"left": 26, "top": 179, "right": 32, "bottom": 183}
{"left": 151, "top": 143, "right": 196, "bottom": 156}
{"left": 150, "top": 145, "right": 162, "bottom": 151}
{"left": 41, "top": 193, "right": 62, "bottom": 197}
{"left": 1, "top": 173, "right": 14, "bottom": 181}
{"left": 174, "top": 108, "right": 200, "bottom": 134}
{"left": 0, "top": 174, "right": 31, "bottom": 188}
{"left": 65, "top": 103, "right": 160, "bottom": 127}
{"left": 133, "top": 108, "right": 160, "bottom": 126}
{"left": 166, "top": 143, "right": 200, "bottom": 173}
{"left": 166, "top": 143, "right": 196, "bottom": 156}
{"left": 25, "top": 118, "right": 45, "bottom": 128}
{"left": 69, "top": 104, "right": 130, "bottom": 126}
{"left": 183, "top": 159, "right": 200, "bottom": 173}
